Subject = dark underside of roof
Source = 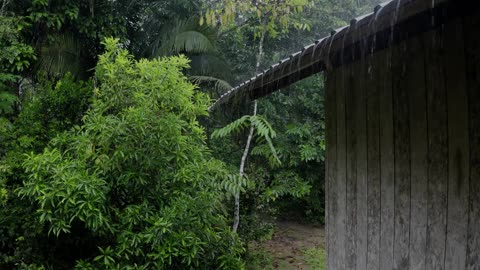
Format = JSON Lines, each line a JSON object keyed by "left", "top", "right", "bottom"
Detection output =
{"left": 209, "top": 0, "right": 480, "bottom": 111}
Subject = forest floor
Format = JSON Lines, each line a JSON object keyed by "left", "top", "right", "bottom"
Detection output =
{"left": 249, "top": 221, "right": 326, "bottom": 269}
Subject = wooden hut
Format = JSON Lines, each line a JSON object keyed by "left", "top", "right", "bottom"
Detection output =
{"left": 211, "top": 0, "right": 480, "bottom": 269}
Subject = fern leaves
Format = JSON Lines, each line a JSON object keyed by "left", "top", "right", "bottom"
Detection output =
{"left": 220, "top": 174, "right": 252, "bottom": 196}
{"left": 211, "top": 115, "right": 249, "bottom": 139}
{"left": 212, "top": 115, "right": 281, "bottom": 165}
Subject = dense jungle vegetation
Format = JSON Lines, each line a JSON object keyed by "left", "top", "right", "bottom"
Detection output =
{"left": 0, "top": 0, "right": 382, "bottom": 268}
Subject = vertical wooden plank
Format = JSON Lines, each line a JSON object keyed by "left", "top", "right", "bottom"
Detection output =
{"left": 378, "top": 47, "right": 395, "bottom": 270}
{"left": 366, "top": 45, "right": 381, "bottom": 270}
{"left": 345, "top": 61, "right": 358, "bottom": 269}
{"left": 444, "top": 19, "right": 470, "bottom": 270}
{"left": 325, "top": 69, "right": 337, "bottom": 270}
{"left": 355, "top": 35, "right": 368, "bottom": 270}
{"left": 408, "top": 35, "right": 428, "bottom": 270}
{"left": 335, "top": 61, "right": 347, "bottom": 270}
{"left": 465, "top": 12, "right": 480, "bottom": 270}
{"left": 392, "top": 39, "right": 411, "bottom": 270}
{"left": 425, "top": 28, "right": 448, "bottom": 270}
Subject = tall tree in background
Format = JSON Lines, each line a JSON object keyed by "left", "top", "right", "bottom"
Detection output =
{"left": 204, "top": 0, "right": 313, "bottom": 232}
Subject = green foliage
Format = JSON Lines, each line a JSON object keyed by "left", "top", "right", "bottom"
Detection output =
{"left": 222, "top": 174, "right": 249, "bottom": 196}
{"left": 245, "top": 247, "right": 275, "bottom": 270}
{"left": 203, "top": 0, "right": 314, "bottom": 38}
{"left": 263, "top": 171, "right": 311, "bottom": 202}
{"left": 0, "top": 73, "right": 93, "bottom": 268}
{"left": 0, "top": 1, "right": 389, "bottom": 267}
{"left": 0, "top": 16, "right": 35, "bottom": 74}
{"left": 259, "top": 76, "right": 325, "bottom": 223}
{"left": 38, "top": 33, "right": 82, "bottom": 78}
{"left": 303, "top": 247, "right": 326, "bottom": 270}
{"left": 4, "top": 0, "right": 145, "bottom": 79}
{"left": 190, "top": 75, "right": 232, "bottom": 96}
{"left": 0, "top": 91, "right": 17, "bottom": 114}
{"left": 212, "top": 114, "right": 281, "bottom": 165}
{"left": 0, "top": 15, "right": 35, "bottom": 116}
{"left": 156, "top": 18, "right": 217, "bottom": 56}
{"left": 15, "top": 39, "right": 244, "bottom": 269}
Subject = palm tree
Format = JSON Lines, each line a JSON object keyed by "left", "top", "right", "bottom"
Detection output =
{"left": 141, "top": 16, "right": 233, "bottom": 97}
{"left": 37, "top": 33, "right": 83, "bottom": 79}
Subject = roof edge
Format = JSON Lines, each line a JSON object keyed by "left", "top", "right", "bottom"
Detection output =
{"left": 209, "top": 0, "right": 475, "bottom": 111}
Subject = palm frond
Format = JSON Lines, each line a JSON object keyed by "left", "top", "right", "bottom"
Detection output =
{"left": 188, "top": 54, "right": 231, "bottom": 79}
{"left": 38, "top": 33, "right": 82, "bottom": 78}
{"left": 189, "top": 75, "right": 232, "bottom": 93}
{"left": 171, "top": 30, "right": 215, "bottom": 54}
{"left": 148, "top": 18, "right": 218, "bottom": 57}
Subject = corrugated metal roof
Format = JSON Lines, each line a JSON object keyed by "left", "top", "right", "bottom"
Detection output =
{"left": 209, "top": 0, "right": 474, "bottom": 111}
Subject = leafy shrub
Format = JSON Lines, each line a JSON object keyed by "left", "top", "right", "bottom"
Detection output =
{"left": 0, "top": 16, "right": 36, "bottom": 117}
{"left": 16, "top": 38, "right": 244, "bottom": 269}
{"left": 0, "top": 73, "right": 93, "bottom": 268}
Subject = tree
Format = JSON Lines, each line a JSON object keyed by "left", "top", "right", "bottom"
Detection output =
{"left": 0, "top": 15, "right": 35, "bottom": 118}
{"left": 15, "top": 39, "right": 244, "bottom": 269}
{"left": 139, "top": 1, "right": 234, "bottom": 99}
{"left": 205, "top": 0, "right": 313, "bottom": 233}
{"left": 0, "top": 73, "right": 93, "bottom": 269}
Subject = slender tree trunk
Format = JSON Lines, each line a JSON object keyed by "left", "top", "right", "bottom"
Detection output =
{"left": 1, "top": 0, "right": 10, "bottom": 15}
{"left": 233, "top": 100, "right": 257, "bottom": 232}
{"left": 232, "top": 23, "right": 266, "bottom": 233}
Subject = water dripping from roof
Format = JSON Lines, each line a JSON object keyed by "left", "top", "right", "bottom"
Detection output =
{"left": 327, "top": 30, "right": 338, "bottom": 70}
{"left": 310, "top": 40, "right": 319, "bottom": 64}
{"left": 374, "top": 4, "right": 386, "bottom": 22}
{"left": 431, "top": 0, "right": 437, "bottom": 45}
{"left": 275, "top": 56, "right": 290, "bottom": 93}
{"left": 431, "top": 0, "right": 436, "bottom": 24}
{"left": 341, "top": 26, "right": 351, "bottom": 64}
{"left": 341, "top": 26, "right": 350, "bottom": 92}
{"left": 297, "top": 47, "right": 307, "bottom": 82}
{"left": 366, "top": 6, "right": 381, "bottom": 77}
{"left": 259, "top": 71, "right": 264, "bottom": 100}
{"left": 318, "top": 38, "right": 328, "bottom": 67}
{"left": 392, "top": 0, "right": 403, "bottom": 35}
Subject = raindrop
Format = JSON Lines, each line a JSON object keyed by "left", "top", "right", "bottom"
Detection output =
{"left": 296, "top": 47, "right": 308, "bottom": 82}
{"left": 275, "top": 58, "right": 288, "bottom": 92}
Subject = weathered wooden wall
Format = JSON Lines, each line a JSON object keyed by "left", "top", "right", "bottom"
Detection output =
{"left": 325, "top": 11, "right": 480, "bottom": 270}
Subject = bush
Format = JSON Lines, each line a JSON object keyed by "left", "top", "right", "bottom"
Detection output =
{"left": 11, "top": 38, "right": 244, "bottom": 269}
{"left": 0, "top": 73, "right": 93, "bottom": 268}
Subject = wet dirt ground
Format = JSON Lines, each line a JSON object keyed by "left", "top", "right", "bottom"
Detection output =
{"left": 258, "top": 221, "right": 325, "bottom": 269}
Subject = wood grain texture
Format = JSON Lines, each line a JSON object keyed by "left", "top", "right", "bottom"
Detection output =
{"left": 325, "top": 69, "right": 337, "bottom": 270}
{"left": 407, "top": 35, "right": 428, "bottom": 270}
{"left": 323, "top": 7, "right": 480, "bottom": 270}
{"left": 334, "top": 62, "right": 347, "bottom": 270}
{"left": 392, "top": 39, "right": 411, "bottom": 270}
{"left": 378, "top": 46, "right": 395, "bottom": 270}
{"left": 345, "top": 60, "right": 358, "bottom": 269}
{"left": 355, "top": 35, "right": 368, "bottom": 270}
{"left": 464, "top": 12, "right": 480, "bottom": 270}
{"left": 366, "top": 41, "right": 381, "bottom": 270}
{"left": 424, "top": 28, "right": 448, "bottom": 270}
{"left": 444, "top": 19, "right": 469, "bottom": 270}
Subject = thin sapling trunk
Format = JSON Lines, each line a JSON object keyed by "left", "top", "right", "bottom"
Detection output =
{"left": 232, "top": 22, "right": 266, "bottom": 233}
